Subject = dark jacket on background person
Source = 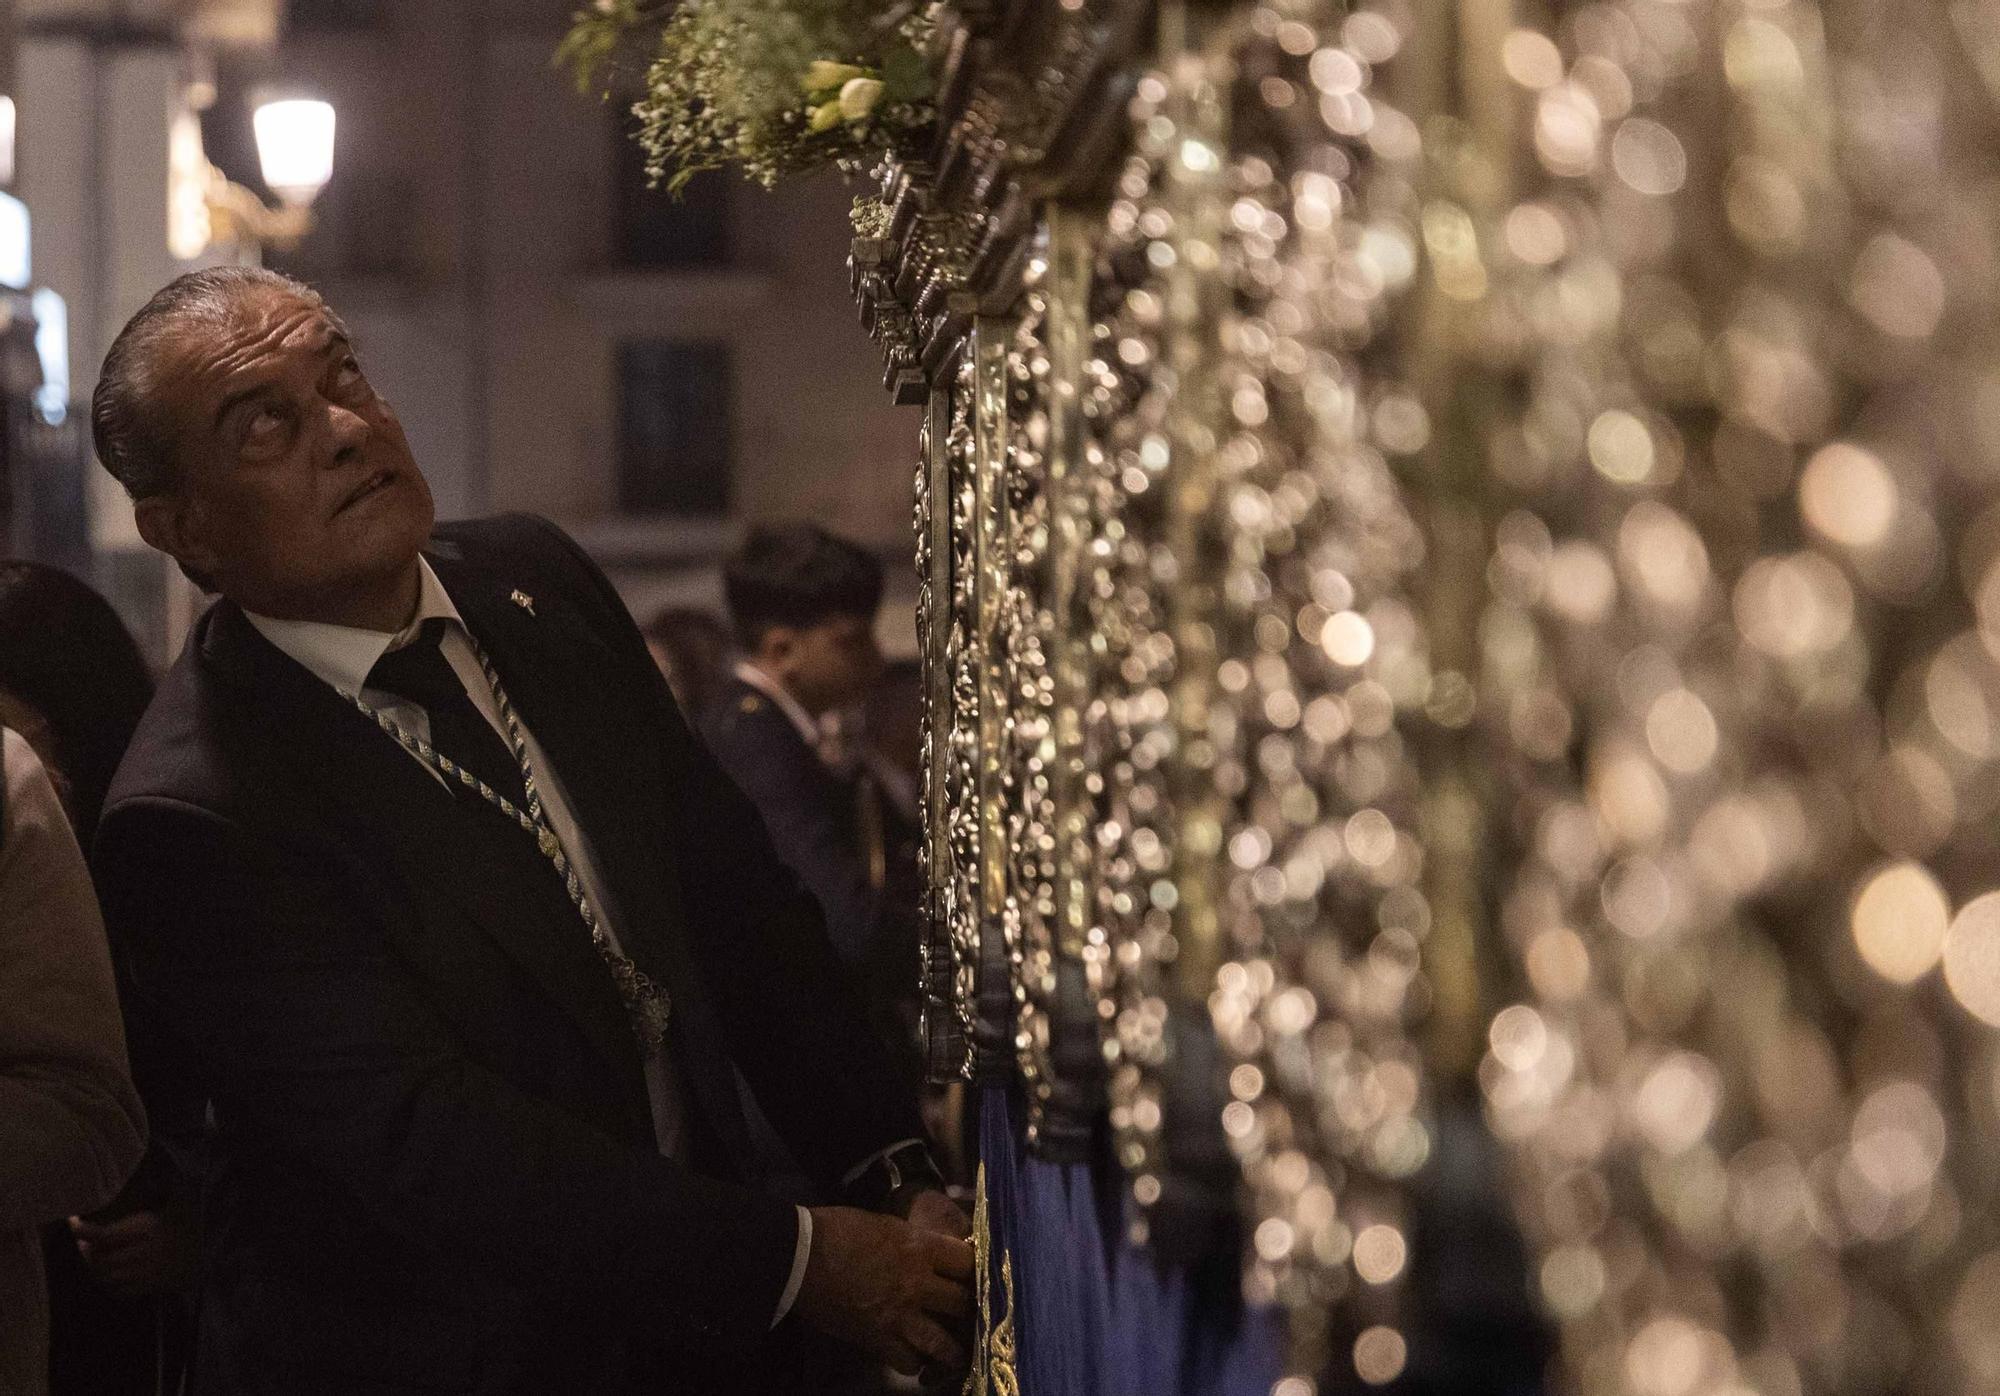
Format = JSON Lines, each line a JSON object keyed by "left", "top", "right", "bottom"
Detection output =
{"left": 701, "top": 674, "right": 922, "bottom": 1052}
{"left": 93, "top": 515, "right": 923, "bottom": 1395}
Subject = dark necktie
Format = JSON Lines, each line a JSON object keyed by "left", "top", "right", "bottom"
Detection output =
{"left": 366, "top": 618, "right": 528, "bottom": 810}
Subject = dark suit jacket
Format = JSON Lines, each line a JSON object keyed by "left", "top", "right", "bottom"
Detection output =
{"left": 700, "top": 678, "right": 921, "bottom": 1025}
{"left": 93, "top": 515, "right": 923, "bottom": 1394}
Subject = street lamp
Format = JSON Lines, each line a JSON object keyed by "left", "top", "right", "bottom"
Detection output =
{"left": 176, "top": 94, "right": 337, "bottom": 255}
{"left": 252, "top": 99, "right": 336, "bottom": 206}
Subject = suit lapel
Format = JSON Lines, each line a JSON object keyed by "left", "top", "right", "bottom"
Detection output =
{"left": 201, "top": 603, "right": 649, "bottom": 1117}
{"left": 424, "top": 551, "right": 668, "bottom": 972}
{"left": 426, "top": 549, "right": 756, "bottom": 1165}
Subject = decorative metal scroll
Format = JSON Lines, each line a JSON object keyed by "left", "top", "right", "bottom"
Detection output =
{"left": 916, "top": 389, "right": 969, "bottom": 1079}
{"left": 852, "top": 0, "right": 1147, "bottom": 399}
{"left": 988, "top": 295, "right": 1065, "bottom": 1138}
{"left": 1090, "top": 189, "right": 1184, "bottom": 1205}
{"left": 915, "top": 358, "right": 988, "bottom": 1082}
{"left": 970, "top": 319, "right": 1019, "bottom": 1078}
{"left": 1133, "top": 4, "right": 1438, "bottom": 1380}
{"left": 1029, "top": 210, "right": 1112, "bottom": 1157}
{"left": 885, "top": 2, "right": 1439, "bottom": 1383}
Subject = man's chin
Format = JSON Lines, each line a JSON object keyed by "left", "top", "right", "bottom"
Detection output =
{"left": 333, "top": 498, "right": 433, "bottom": 591}
{"left": 342, "top": 476, "right": 434, "bottom": 547}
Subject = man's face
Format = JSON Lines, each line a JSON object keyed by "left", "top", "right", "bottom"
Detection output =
{"left": 135, "top": 287, "right": 434, "bottom": 623}
{"left": 773, "top": 612, "right": 883, "bottom": 715}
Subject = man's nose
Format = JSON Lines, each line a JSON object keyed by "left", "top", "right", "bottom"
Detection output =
{"left": 324, "top": 401, "right": 372, "bottom": 464}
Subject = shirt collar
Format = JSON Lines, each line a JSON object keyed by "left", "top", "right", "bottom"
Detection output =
{"left": 732, "top": 661, "right": 823, "bottom": 747}
{"left": 244, "top": 556, "right": 465, "bottom": 697}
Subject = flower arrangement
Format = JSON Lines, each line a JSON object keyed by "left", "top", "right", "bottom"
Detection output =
{"left": 560, "top": 0, "right": 936, "bottom": 194}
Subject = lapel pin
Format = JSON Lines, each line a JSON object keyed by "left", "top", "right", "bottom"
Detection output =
{"left": 510, "top": 589, "right": 537, "bottom": 616}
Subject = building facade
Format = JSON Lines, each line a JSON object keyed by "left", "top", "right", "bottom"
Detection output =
{"left": 14, "top": 0, "right": 918, "bottom": 663}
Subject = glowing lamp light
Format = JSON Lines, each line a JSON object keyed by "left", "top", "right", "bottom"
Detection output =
{"left": 32, "top": 288, "right": 68, "bottom": 425}
{"left": 0, "top": 97, "right": 16, "bottom": 187}
{"left": 0, "top": 191, "right": 29, "bottom": 290}
{"left": 252, "top": 99, "right": 336, "bottom": 206}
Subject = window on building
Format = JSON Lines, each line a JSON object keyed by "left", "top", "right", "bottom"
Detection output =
{"left": 617, "top": 341, "right": 733, "bottom": 516}
{"left": 613, "top": 120, "right": 731, "bottom": 267}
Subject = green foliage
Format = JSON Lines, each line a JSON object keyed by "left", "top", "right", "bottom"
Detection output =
{"left": 555, "top": 0, "right": 660, "bottom": 95}
{"left": 559, "top": 0, "right": 938, "bottom": 195}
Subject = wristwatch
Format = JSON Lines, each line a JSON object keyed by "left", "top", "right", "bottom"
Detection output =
{"left": 845, "top": 1140, "right": 946, "bottom": 1217}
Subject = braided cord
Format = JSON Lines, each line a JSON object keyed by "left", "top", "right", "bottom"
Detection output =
{"left": 342, "top": 644, "right": 673, "bottom": 1055}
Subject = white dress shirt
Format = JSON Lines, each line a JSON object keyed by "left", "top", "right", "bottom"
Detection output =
{"left": 245, "top": 559, "right": 815, "bottom": 1325}
{"left": 734, "top": 661, "right": 918, "bottom": 819}
{"left": 732, "top": 661, "right": 823, "bottom": 748}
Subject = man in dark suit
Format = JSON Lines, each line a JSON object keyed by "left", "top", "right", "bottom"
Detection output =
{"left": 702, "top": 526, "right": 923, "bottom": 1059}
{"left": 88, "top": 266, "right": 971, "bottom": 1394}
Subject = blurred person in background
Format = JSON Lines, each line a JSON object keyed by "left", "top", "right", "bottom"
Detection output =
{"left": 641, "top": 605, "right": 730, "bottom": 722}
{"left": 705, "top": 527, "right": 923, "bottom": 1063}
{"left": 0, "top": 563, "right": 157, "bottom": 839}
{"left": 0, "top": 722, "right": 148, "bottom": 1396}
{"left": 0, "top": 562, "right": 204, "bottom": 1395}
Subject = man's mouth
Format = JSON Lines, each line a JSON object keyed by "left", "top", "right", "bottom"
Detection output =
{"left": 338, "top": 470, "right": 396, "bottom": 513}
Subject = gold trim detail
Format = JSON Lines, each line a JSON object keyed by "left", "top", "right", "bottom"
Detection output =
{"left": 963, "top": 1160, "right": 1021, "bottom": 1396}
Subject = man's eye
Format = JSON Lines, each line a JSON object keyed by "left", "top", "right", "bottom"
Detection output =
{"left": 334, "top": 357, "right": 367, "bottom": 390}
{"left": 241, "top": 404, "right": 289, "bottom": 449}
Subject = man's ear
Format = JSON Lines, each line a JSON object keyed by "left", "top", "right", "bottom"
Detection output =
{"left": 134, "top": 493, "right": 220, "bottom": 580}
{"left": 754, "top": 624, "right": 788, "bottom": 656}
{"left": 752, "top": 626, "right": 800, "bottom": 682}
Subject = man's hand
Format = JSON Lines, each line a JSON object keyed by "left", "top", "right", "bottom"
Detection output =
{"left": 69, "top": 1205, "right": 199, "bottom": 1298}
{"left": 905, "top": 1188, "right": 970, "bottom": 1242}
{"left": 795, "top": 1205, "right": 974, "bottom": 1376}
{"left": 901, "top": 1191, "right": 975, "bottom": 1390}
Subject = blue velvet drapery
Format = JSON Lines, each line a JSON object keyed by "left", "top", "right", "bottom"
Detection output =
{"left": 974, "top": 1084, "right": 1284, "bottom": 1396}
{"left": 970, "top": 1087, "right": 1551, "bottom": 1396}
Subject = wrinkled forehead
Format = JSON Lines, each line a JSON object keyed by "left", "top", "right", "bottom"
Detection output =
{"left": 163, "top": 287, "right": 346, "bottom": 402}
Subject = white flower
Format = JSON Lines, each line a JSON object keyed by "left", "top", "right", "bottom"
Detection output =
{"left": 801, "top": 61, "right": 866, "bottom": 96}
{"left": 808, "top": 99, "right": 844, "bottom": 133}
{"left": 838, "top": 76, "right": 884, "bottom": 123}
